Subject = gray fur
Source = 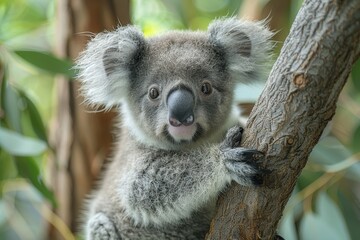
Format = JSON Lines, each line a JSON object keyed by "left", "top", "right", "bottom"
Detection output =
{"left": 76, "top": 18, "right": 272, "bottom": 240}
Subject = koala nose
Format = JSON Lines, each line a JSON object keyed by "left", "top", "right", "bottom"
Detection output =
{"left": 167, "top": 88, "right": 195, "bottom": 127}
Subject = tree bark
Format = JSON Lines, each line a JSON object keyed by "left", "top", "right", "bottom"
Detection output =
{"left": 206, "top": 0, "right": 360, "bottom": 239}
{"left": 50, "top": 0, "right": 130, "bottom": 237}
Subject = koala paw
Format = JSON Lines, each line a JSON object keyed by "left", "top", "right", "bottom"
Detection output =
{"left": 221, "top": 125, "right": 266, "bottom": 186}
{"left": 87, "top": 212, "right": 120, "bottom": 240}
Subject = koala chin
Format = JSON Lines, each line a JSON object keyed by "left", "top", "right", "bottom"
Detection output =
{"left": 76, "top": 18, "right": 273, "bottom": 240}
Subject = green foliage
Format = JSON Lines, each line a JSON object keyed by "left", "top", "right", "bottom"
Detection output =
{"left": 0, "top": 0, "right": 48, "bottom": 42}
{"left": 18, "top": 90, "right": 48, "bottom": 142}
{"left": 280, "top": 134, "right": 360, "bottom": 239}
{"left": 0, "top": 0, "right": 73, "bottom": 238}
{"left": 0, "top": 65, "right": 56, "bottom": 238}
{"left": 14, "top": 50, "right": 75, "bottom": 78}
{"left": 351, "top": 59, "right": 360, "bottom": 92}
{"left": 298, "top": 192, "right": 351, "bottom": 240}
{"left": 14, "top": 157, "right": 56, "bottom": 207}
{"left": 0, "top": 127, "right": 47, "bottom": 156}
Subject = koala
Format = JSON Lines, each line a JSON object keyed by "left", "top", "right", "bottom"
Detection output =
{"left": 76, "top": 18, "right": 273, "bottom": 240}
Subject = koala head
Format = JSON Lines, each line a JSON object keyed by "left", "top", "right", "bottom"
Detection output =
{"left": 76, "top": 18, "right": 272, "bottom": 149}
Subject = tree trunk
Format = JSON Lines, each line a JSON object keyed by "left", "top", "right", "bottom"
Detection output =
{"left": 206, "top": 0, "right": 360, "bottom": 239}
{"left": 50, "top": 0, "right": 130, "bottom": 237}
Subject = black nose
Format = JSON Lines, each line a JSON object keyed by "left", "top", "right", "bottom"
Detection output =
{"left": 167, "top": 88, "right": 195, "bottom": 127}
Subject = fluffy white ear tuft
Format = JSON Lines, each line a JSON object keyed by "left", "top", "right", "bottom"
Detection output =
{"left": 208, "top": 18, "right": 274, "bottom": 83}
{"left": 75, "top": 26, "right": 146, "bottom": 109}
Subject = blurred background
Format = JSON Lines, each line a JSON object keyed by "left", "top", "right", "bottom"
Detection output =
{"left": 0, "top": 0, "right": 359, "bottom": 239}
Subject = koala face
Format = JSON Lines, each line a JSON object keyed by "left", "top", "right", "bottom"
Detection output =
{"left": 76, "top": 18, "right": 273, "bottom": 149}
{"left": 125, "top": 32, "right": 234, "bottom": 147}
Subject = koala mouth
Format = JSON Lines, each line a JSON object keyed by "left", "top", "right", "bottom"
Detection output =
{"left": 168, "top": 124, "right": 196, "bottom": 141}
{"left": 164, "top": 123, "right": 203, "bottom": 144}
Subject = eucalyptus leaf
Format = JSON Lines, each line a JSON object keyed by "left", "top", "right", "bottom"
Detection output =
{"left": 0, "top": 127, "right": 47, "bottom": 156}
{"left": 309, "top": 136, "right": 351, "bottom": 166}
{"left": 14, "top": 50, "right": 75, "bottom": 78}
{"left": 316, "top": 192, "right": 351, "bottom": 240}
{"left": 0, "top": 200, "right": 6, "bottom": 225}
{"left": 13, "top": 188, "right": 46, "bottom": 238}
{"left": 300, "top": 213, "right": 341, "bottom": 240}
{"left": 18, "top": 90, "right": 48, "bottom": 142}
{"left": 310, "top": 136, "right": 360, "bottom": 182}
{"left": 279, "top": 210, "right": 298, "bottom": 240}
{"left": 351, "top": 123, "right": 360, "bottom": 152}
{"left": 351, "top": 59, "right": 360, "bottom": 92}
{"left": 0, "top": 1, "right": 48, "bottom": 41}
{"left": 338, "top": 191, "right": 360, "bottom": 239}
{"left": 297, "top": 169, "right": 322, "bottom": 190}
{"left": 14, "top": 157, "right": 57, "bottom": 207}
{"left": 0, "top": 150, "right": 17, "bottom": 180}
{"left": 2, "top": 79, "right": 22, "bottom": 132}
{"left": 346, "top": 163, "right": 360, "bottom": 182}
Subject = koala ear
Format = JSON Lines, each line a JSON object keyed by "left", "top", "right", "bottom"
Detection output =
{"left": 208, "top": 18, "right": 273, "bottom": 82}
{"left": 76, "top": 26, "right": 146, "bottom": 108}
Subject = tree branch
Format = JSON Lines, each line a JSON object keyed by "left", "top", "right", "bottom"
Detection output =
{"left": 206, "top": 0, "right": 360, "bottom": 239}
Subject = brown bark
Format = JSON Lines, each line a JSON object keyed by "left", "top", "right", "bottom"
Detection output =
{"left": 50, "top": 0, "right": 130, "bottom": 237}
{"left": 207, "top": 0, "right": 360, "bottom": 239}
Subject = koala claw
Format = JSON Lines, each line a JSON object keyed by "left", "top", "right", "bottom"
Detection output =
{"left": 223, "top": 150, "right": 266, "bottom": 186}
{"left": 221, "top": 126, "right": 266, "bottom": 186}
{"left": 87, "top": 212, "right": 120, "bottom": 240}
{"left": 221, "top": 125, "right": 244, "bottom": 149}
{"left": 221, "top": 148, "right": 264, "bottom": 162}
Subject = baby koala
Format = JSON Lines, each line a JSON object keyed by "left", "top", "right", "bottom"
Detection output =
{"left": 76, "top": 18, "right": 273, "bottom": 239}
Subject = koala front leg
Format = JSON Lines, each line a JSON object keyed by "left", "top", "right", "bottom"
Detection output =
{"left": 123, "top": 125, "right": 267, "bottom": 227}
{"left": 220, "top": 125, "right": 267, "bottom": 186}
{"left": 86, "top": 212, "right": 120, "bottom": 240}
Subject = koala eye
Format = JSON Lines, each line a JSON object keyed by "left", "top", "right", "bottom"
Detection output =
{"left": 148, "top": 87, "right": 160, "bottom": 100}
{"left": 201, "top": 82, "right": 212, "bottom": 95}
